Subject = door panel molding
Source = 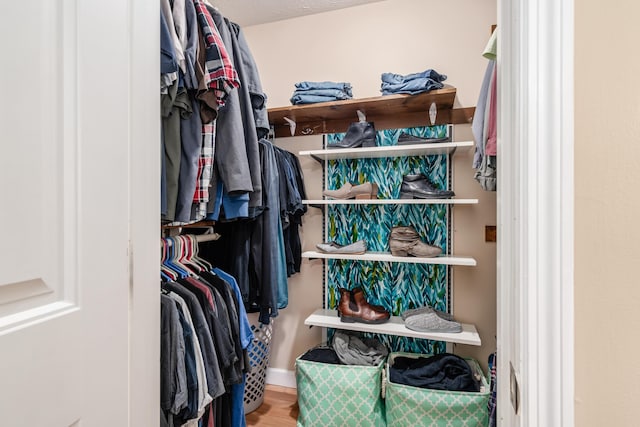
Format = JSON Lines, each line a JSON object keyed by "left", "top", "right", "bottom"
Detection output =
{"left": 0, "top": 0, "right": 80, "bottom": 327}
{"left": 0, "top": 278, "right": 53, "bottom": 304}
{"left": 0, "top": 301, "right": 78, "bottom": 334}
{"left": 497, "top": 0, "right": 575, "bottom": 425}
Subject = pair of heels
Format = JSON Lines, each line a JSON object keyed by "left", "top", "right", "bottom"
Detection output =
{"left": 323, "top": 182, "right": 378, "bottom": 200}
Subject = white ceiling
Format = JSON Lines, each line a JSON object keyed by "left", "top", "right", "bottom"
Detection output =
{"left": 214, "top": 0, "right": 387, "bottom": 27}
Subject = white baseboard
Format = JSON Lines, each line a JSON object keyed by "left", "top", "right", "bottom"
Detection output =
{"left": 265, "top": 368, "right": 297, "bottom": 389}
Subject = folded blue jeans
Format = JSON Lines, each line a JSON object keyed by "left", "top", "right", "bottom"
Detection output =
{"left": 295, "top": 81, "right": 353, "bottom": 96}
{"left": 291, "top": 88, "right": 352, "bottom": 99}
{"left": 381, "top": 69, "right": 447, "bottom": 84}
{"left": 381, "top": 78, "right": 444, "bottom": 95}
{"left": 291, "top": 94, "right": 344, "bottom": 105}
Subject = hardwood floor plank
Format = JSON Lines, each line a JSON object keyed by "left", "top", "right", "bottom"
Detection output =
{"left": 246, "top": 385, "right": 299, "bottom": 426}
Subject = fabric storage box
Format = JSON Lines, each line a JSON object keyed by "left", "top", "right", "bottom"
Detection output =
{"left": 384, "top": 352, "right": 490, "bottom": 427}
{"left": 295, "top": 349, "right": 386, "bottom": 427}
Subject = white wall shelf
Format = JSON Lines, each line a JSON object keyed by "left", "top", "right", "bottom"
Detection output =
{"left": 298, "top": 141, "right": 474, "bottom": 161}
{"left": 304, "top": 309, "right": 482, "bottom": 346}
{"left": 303, "top": 198, "right": 479, "bottom": 205}
{"left": 302, "top": 251, "right": 477, "bottom": 266}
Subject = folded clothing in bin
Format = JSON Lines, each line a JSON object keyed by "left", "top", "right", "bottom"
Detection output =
{"left": 389, "top": 352, "right": 480, "bottom": 392}
{"left": 296, "top": 340, "right": 387, "bottom": 427}
{"left": 385, "top": 352, "right": 489, "bottom": 427}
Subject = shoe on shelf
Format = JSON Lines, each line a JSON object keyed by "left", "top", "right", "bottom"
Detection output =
{"left": 401, "top": 305, "right": 453, "bottom": 321}
{"left": 351, "top": 287, "right": 387, "bottom": 314}
{"left": 397, "top": 132, "right": 449, "bottom": 146}
{"left": 403, "top": 310, "right": 462, "bottom": 333}
{"left": 338, "top": 287, "right": 390, "bottom": 324}
{"left": 316, "top": 240, "right": 367, "bottom": 254}
{"left": 327, "top": 121, "right": 376, "bottom": 149}
{"left": 399, "top": 173, "right": 455, "bottom": 199}
{"left": 323, "top": 182, "right": 378, "bottom": 200}
{"left": 388, "top": 226, "right": 442, "bottom": 258}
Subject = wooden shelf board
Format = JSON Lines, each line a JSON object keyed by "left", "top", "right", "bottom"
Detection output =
{"left": 304, "top": 309, "right": 481, "bottom": 346}
{"left": 298, "top": 140, "right": 473, "bottom": 160}
{"left": 302, "top": 251, "right": 477, "bottom": 266}
{"left": 303, "top": 198, "right": 478, "bottom": 205}
{"left": 268, "top": 87, "right": 475, "bottom": 137}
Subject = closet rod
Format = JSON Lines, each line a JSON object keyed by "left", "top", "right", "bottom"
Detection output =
{"left": 162, "top": 233, "right": 221, "bottom": 247}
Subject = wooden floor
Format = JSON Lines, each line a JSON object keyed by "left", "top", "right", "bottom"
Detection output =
{"left": 246, "top": 385, "right": 299, "bottom": 426}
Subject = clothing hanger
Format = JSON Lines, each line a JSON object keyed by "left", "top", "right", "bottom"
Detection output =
{"left": 171, "top": 237, "right": 194, "bottom": 277}
{"left": 178, "top": 235, "right": 203, "bottom": 274}
{"left": 191, "top": 236, "right": 213, "bottom": 271}
{"left": 164, "top": 237, "right": 190, "bottom": 278}
{"left": 202, "top": 0, "right": 217, "bottom": 10}
{"left": 160, "top": 239, "right": 178, "bottom": 281}
{"left": 191, "top": 234, "right": 214, "bottom": 271}
{"left": 183, "top": 234, "right": 207, "bottom": 272}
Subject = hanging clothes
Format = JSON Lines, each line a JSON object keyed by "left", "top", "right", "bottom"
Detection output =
{"left": 201, "top": 143, "right": 307, "bottom": 323}
{"left": 207, "top": 6, "right": 261, "bottom": 208}
{"left": 472, "top": 28, "right": 498, "bottom": 191}
{"left": 273, "top": 146, "right": 307, "bottom": 276}
{"left": 160, "top": 235, "right": 254, "bottom": 427}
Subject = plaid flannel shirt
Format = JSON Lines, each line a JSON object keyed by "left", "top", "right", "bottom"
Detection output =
{"left": 193, "top": 0, "right": 239, "bottom": 105}
{"left": 190, "top": 1, "right": 239, "bottom": 210}
{"left": 193, "top": 122, "right": 215, "bottom": 210}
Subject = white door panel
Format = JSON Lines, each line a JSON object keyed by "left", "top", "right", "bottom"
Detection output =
{"left": 0, "top": 0, "right": 76, "bottom": 322}
{"left": 0, "top": 0, "right": 158, "bottom": 425}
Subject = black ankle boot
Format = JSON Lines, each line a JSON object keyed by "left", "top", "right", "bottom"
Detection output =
{"left": 327, "top": 121, "right": 376, "bottom": 149}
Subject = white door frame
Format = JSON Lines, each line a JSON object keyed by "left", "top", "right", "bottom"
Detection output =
{"left": 128, "top": 0, "right": 161, "bottom": 425}
{"left": 497, "top": 0, "right": 574, "bottom": 426}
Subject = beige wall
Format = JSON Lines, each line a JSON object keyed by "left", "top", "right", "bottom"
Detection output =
{"left": 243, "top": 0, "right": 497, "bottom": 373}
{"left": 575, "top": 1, "right": 640, "bottom": 425}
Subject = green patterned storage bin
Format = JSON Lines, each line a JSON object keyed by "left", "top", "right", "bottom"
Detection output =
{"left": 296, "top": 353, "right": 386, "bottom": 427}
{"left": 385, "top": 352, "right": 489, "bottom": 427}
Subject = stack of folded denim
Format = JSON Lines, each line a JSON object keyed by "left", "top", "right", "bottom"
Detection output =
{"left": 380, "top": 69, "right": 447, "bottom": 95}
{"left": 290, "top": 81, "right": 353, "bottom": 105}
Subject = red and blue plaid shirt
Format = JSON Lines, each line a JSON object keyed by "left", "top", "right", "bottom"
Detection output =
{"left": 190, "top": 1, "right": 239, "bottom": 208}
{"left": 193, "top": 0, "right": 239, "bottom": 105}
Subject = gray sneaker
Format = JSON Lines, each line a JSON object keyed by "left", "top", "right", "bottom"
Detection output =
{"left": 316, "top": 240, "right": 367, "bottom": 254}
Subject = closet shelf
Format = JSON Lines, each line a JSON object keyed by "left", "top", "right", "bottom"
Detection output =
{"left": 303, "top": 198, "right": 478, "bottom": 206}
{"left": 302, "top": 251, "right": 477, "bottom": 266}
{"left": 268, "top": 86, "right": 475, "bottom": 138}
{"left": 298, "top": 141, "right": 473, "bottom": 161}
{"left": 305, "top": 309, "right": 481, "bottom": 346}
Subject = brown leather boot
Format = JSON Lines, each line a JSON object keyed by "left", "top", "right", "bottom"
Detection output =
{"left": 338, "top": 288, "right": 390, "bottom": 324}
{"left": 352, "top": 287, "right": 387, "bottom": 314}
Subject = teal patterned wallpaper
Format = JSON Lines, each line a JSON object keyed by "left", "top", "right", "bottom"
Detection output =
{"left": 325, "top": 125, "right": 452, "bottom": 354}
